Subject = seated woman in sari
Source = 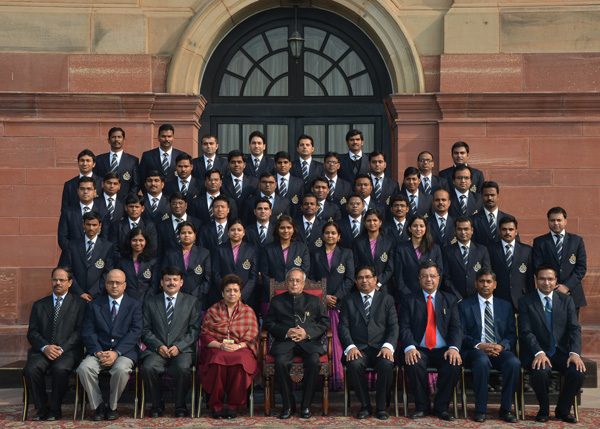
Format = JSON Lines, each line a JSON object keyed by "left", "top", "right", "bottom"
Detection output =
{"left": 199, "top": 274, "right": 259, "bottom": 419}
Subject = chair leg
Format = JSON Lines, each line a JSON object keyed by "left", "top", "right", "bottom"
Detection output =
{"left": 73, "top": 373, "right": 80, "bottom": 420}
{"left": 81, "top": 388, "right": 86, "bottom": 420}
{"left": 191, "top": 370, "right": 196, "bottom": 418}
{"left": 323, "top": 375, "right": 329, "bottom": 416}
{"left": 249, "top": 382, "right": 254, "bottom": 417}
{"left": 140, "top": 378, "right": 145, "bottom": 419}
{"left": 22, "top": 376, "right": 28, "bottom": 422}
{"left": 574, "top": 392, "right": 579, "bottom": 422}
{"left": 197, "top": 384, "right": 203, "bottom": 418}
{"left": 513, "top": 391, "right": 519, "bottom": 420}
{"left": 452, "top": 385, "right": 458, "bottom": 419}
{"left": 461, "top": 369, "right": 467, "bottom": 419}
{"left": 394, "top": 367, "right": 399, "bottom": 418}
{"left": 134, "top": 368, "right": 138, "bottom": 419}
{"left": 264, "top": 375, "right": 271, "bottom": 416}
{"left": 343, "top": 366, "right": 348, "bottom": 417}
{"left": 402, "top": 367, "right": 408, "bottom": 417}
{"left": 520, "top": 370, "right": 525, "bottom": 420}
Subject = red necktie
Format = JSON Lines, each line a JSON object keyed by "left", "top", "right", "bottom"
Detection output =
{"left": 425, "top": 295, "right": 436, "bottom": 349}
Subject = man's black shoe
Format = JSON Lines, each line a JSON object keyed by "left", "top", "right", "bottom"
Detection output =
{"left": 536, "top": 412, "right": 549, "bottom": 422}
{"left": 224, "top": 408, "right": 237, "bottom": 419}
{"left": 174, "top": 407, "right": 188, "bottom": 418}
{"left": 31, "top": 409, "right": 48, "bottom": 421}
{"left": 376, "top": 410, "right": 389, "bottom": 420}
{"left": 211, "top": 409, "right": 223, "bottom": 419}
{"left": 556, "top": 412, "right": 577, "bottom": 423}
{"left": 106, "top": 408, "right": 118, "bottom": 420}
{"left": 499, "top": 408, "right": 517, "bottom": 423}
{"left": 434, "top": 410, "right": 455, "bottom": 421}
{"left": 92, "top": 403, "right": 106, "bottom": 421}
{"left": 473, "top": 411, "right": 486, "bottom": 422}
{"left": 356, "top": 406, "right": 372, "bottom": 419}
{"left": 279, "top": 408, "right": 295, "bottom": 419}
{"left": 409, "top": 410, "right": 430, "bottom": 419}
{"left": 300, "top": 407, "right": 312, "bottom": 418}
{"left": 149, "top": 406, "right": 163, "bottom": 418}
{"left": 46, "top": 409, "right": 61, "bottom": 421}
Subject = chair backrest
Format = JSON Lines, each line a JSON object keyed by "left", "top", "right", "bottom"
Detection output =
{"left": 270, "top": 278, "right": 327, "bottom": 310}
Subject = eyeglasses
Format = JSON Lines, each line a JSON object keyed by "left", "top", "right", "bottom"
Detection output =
{"left": 419, "top": 274, "right": 439, "bottom": 279}
{"left": 357, "top": 275, "right": 374, "bottom": 281}
{"left": 205, "top": 178, "right": 221, "bottom": 183}
{"left": 325, "top": 161, "right": 339, "bottom": 165}
{"left": 418, "top": 158, "right": 433, "bottom": 163}
{"left": 170, "top": 201, "right": 185, "bottom": 206}
{"left": 347, "top": 202, "right": 362, "bottom": 206}
{"left": 260, "top": 181, "right": 276, "bottom": 185}
{"left": 106, "top": 281, "right": 125, "bottom": 286}
{"left": 455, "top": 176, "right": 471, "bottom": 181}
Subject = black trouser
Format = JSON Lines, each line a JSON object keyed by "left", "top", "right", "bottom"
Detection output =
{"left": 23, "top": 352, "right": 78, "bottom": 411}
{"left": 273, "top": 344, "right": 321, "bottom": 410}
{"left": 344, "top": 346, "right": 394, "bottom": 411}
{"left": 141, "top": 352, "right": 192, "bottom": 409}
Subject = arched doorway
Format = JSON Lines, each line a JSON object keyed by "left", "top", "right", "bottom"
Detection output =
{"left": 199, "top": 8, "right": 394, "bottom": 162}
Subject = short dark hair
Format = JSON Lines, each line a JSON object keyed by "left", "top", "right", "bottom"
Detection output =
{"left": 403, "top": 166, "right": 420, "bottom": 178}
{"left": 324, "top": 151, "right": 340, "bottom": 161}
{"left": 220, "top": 273, "right": 244, "bottom": 292}
{"left": 346, "top": 192, "right": 364, "bottom": 203}
{"left": 259, "top": 171, "right": 276, "bottom": 181}
{"left": 274, "top": 151, "right": 291, "bottom": 162}
{"left": 499, "top": 215, "right": 518, "bottom": 228}
{"left": 125, "top": 194, "right": 145, "bottom": 206}
{"left": 227, "top": 149, "right": 245, "bottom": 162}
{"left": 311, "top": 176, "right": 329, "bottom": 189}
{"left": 273, "top": 214, "right": 298, "bottom": 242}
{"left": 297, "top": 134, "right": 314, "bottom": 147}
{"left": 78, "top": 149, "right": 96, "bottom": 162}
{"left": 158, "top": 124, "right": 174, "bottom": 134}
{"left": 78, "top": 176, "right": 96, "bottom": 187}
{"left": 419, "top": 260, "right": 440, "bottom": 276}
{"left": 103, "top": 172, "right": 120, "bottom": 182}
{"left": 389, "top": 193, "right": 410, "bottom": 205}
{"left": 108, "top": 127, "right": 125, "bottom": 139}
{"left": 175, "top": 152, "right": 193, "bottom": 164}
{"left": 213, "top": 195, "right": 230, "bottom": 208}
{"left": 83, "top": 211, "right": 102, "bottom": 223}
{"left": 205, "top": 168, "right": 222, "bottom": 181}
{"left": 346, "top": 129, "right": 363, "bottom": 141}
{"left": 452, "top": 164, "right": 472, "bottom": 180}
{"left": 254, "top": 196, "right": 272, "bottom": 210}
{"left": 161, "top": 265, "right": 183, "bottom": 279}
{"left": 302, "top": 193, "right": 318, "bottom": 204}
{"left": 476, "top": 267, "right": 496, "bottom": 281}
{"left": 321, "top": 220, "right": 341, "bottom": 236}
{"left": 248, "top": 130, "right": 265, "bottom": 144}
{"left": 355, "top": 264, "right": 376, "bottom": 278}
{"left": 417, "top": 150, "right": 433, "bottom": 160}
{"left": 52, "top": 266, "right": 73, "bottom": 281}
{"left": 169, "top": 192, "right": 187, "bottom": 203}
{"left": 535, "top": 263, "right": 557, "bottom": 278}
{"left": 454, "top": 216, "right": 473, "bottom": 228}
{"left": 547, "top": 207, "right": 567, "bottom": 219}
{"left": 201, "top": 133, "right": 218, "bottom": 145}
{"left": 353, "top": 173, "right": 372, "bottom": 187}
{"left": 369, "top": 151, "right": 386, "bottom": 162}
{"left": 452, "top": 141, "right": 470, "bottom": 154}
{"left": 145, "top": 170, "right": 165, "bottom": 182}
{"left": 227, "top": 218, "right": 245, "bottom": 231}
{"left": 481, "top": 181, "right": 499, "bottom": 193}
{"left": 177, "top": 220, "right": 197, "bottom": 235}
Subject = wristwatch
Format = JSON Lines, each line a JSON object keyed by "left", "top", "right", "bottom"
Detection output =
{"left": 238, "top": 344, "right": 242, "bottom": 349}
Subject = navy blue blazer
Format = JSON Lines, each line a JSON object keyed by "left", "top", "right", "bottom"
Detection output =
{"left": 243, "top": 155, "right": 274, "bottom": 178}
{"left": 155, "top": 215, "right": 203, "bottom": 257}
{"left": 427, "top": 214, "right": 456, "bottom": 248}
{"left": 141, "top": 193, "right": 171, "bottom": 223}
{"left": 259, "top": 241, "right": 310, "bottom": 302}
{"left": 116, "top": 257, "right": 160, "bottom": 302}
{"left": 309, "top": 246, "right": 355, "bottom": 310}
{"left": 187, "top": 194, "right": 238, "bottom": 225}
{"left": 275, "top": 175, "right": 305, "bottom": 216}
{"left": 399, "top": 289, "right": 463, "bottom": 352}
{"left": 442, "top": 241, "right": 491, "bottom": 300}
{"left": 244, "top": 222, "right": 275, "bottom": 249}
{"left": 413, "top": 175, "right": 449, "bottom": 196}
{"left": 291, "top": 159, "right": 325, "bottom": 192}
{"left": 58, "top": 237, "right": 115, "bottom": 298}
{"left": 352, "top": 234, "right": 395, "bottom": 296}
{"left": 532, "top": 232, "right": 587, "bottom": 308}
{"left": 440, "top": 166, "right": 485, "bottom": 194}
{"left": 139, "top": 148, "right": 184, "bottom": 183}
{"left": 382, "top": 219, "right": 410, "bottom": 245}
{"left": 162, "top": 246, "right": 211, "bottom": 302}
{"left": 394, "top": 242, "right": 444, "bottom": 302}
{"left": 163, "top": 176, "right": 203, "bottom": 200}
{"left": 212, "top": 242, "right": 258, "bottom": 307}
{"left": 338, "top": 216, "right": 364, "bottom": 250}
{"left": 81, "top": 294, "right": 143, "bottom": 362}
{"left": 317, "top": 200, "right": 342, "bottom": 222}
{"left": 338, "top": 153, "right": 370, "bottom": 183}
{"left": 243, "top": 194, "right": 290, "bottom": 224}
{"left": 94, "top": 193, "right": 125, "bottom": 236}
{"left": 471, "top": 210, "right": 516, "bottom": 248}
{"left": 57, "top": 203, "right": 109, "bottom": 251}
{"left": 449, "top": 191, "right": 483, "bottom": 218}
{"left": 94, "top": 152, "right": 140, "bottom": 199}
{"left": 198, "top": 222, "right": 231, "bottom": 254}
{"left": 458, "top": 295, "right": 516, "bottom": 352}
{"left": 294, "top": 215, "right": 326, "bottom": 252}
{"left": 371, "top": 176, "right": 400, "bottom": 205}
{"left": 61, "top": 174, "right": 103, "bottom": 212}
{"left": 405, "top": 191, "right": 433, "bottom": 218}
{"left": 327, "top": 177, "right": 353, "bottom": 207}
{"left": 108, "top": 217, "right": 158, "bottom": 259}
{"left": 191, "top": 155, "right": 229, "bottom": 181}
{"left": 221, "top": 174, "right": 259, "bottom": 211}
{"left": 488, "top": 241, "right": 534, "bottom": 311}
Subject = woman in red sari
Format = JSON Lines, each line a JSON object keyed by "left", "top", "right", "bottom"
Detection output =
{"left": 199, "top": 274, "right": 259, "bottom": 419}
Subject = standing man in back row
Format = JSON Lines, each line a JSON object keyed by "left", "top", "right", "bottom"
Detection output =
{"left": 338, "top": 130, "right": 370, "bottom": 183}
{"left": 244, "top": 131, "right": 274, "bottom": 178}
{"left": 439, "top": 141, "right": 485, "bottom": 194}
{"left": 94, "top": 127, "right": 140, "bottom": 199}
{"left": 140, "top": 124, "right": 184, "bottom": 183}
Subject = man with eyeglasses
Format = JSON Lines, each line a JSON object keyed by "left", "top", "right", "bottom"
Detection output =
{"left": 155, "top": 192, "right": 202, "bottom": 257}
{"left": 77, "top": 269, "right": 143, "bottom": 421}
{"left": 264, "top": 268, "right": 330, "bottom": 419}
{"left": 24, "top": 267, "right": 87, "bottom": 421}
{"left": 243, "top": 171, "right": 291, "bottom": 224}
{"left": 323, "top": 151, "right": 353, "bottom": 206}
{"left": 400, "top": 260, "right": 462, "bottom": 421}
{"left": 414, "top": 151, "right": 449, "bottom": 196}
{"left": 448, "top": 165, "right": 483, "bottom": 218}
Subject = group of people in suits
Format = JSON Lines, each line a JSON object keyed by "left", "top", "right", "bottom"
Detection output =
{"left": 23, "top": 125, "right": 588, "bottom": 422}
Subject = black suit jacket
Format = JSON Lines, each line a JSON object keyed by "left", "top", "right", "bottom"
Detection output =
{"left": 275, "top": 175, "right": 305, "bottom": 216}
{"left": 309, "top": 246, "right": 355, "bottom": 310}
{"left": 82, "top": 294, "right": 143, "bottom": 362}
{"left": 414, "top": 174, "right": 449, "bottom": 196}
{"left": 156, "top": 215, "right": 203, "bottom": 257}
{"left": 141, "top": 193, "right": 171, "bottom": 223}
{"left": 518, "top": 291, "right": 582, "bottom": 367}
{"left": 94, "top": 152, "right": 140, "bottom": 199}
{"left": 58, "top": 237, "right": 115, "bottom": 298}
{"left": 163, "top": 176, "right": 203, "bottom": 200}
{"left": 116, "top": 257, "right": 160, "bottom": 302}
{"left": 243, "top": 194, "right": 290, "bottom": 224}
{"left": 264, "top": 291, "right": 329, "bottom": 355}
{"left": 338, "top": 153, "right": 370, "bottom": 183}
{"left": 338, "top": 290, "right": 398, "bottom": 351}
{"left": 221, "top": 174, "right": 259, "bottom": 211}
{"left": 458, "top": 295, "right": 516, "bottom": 352}
{"left": 371, "top": 176, "right": 400, "bottom": 205}
{"left": 428, "top": 214, "right": 456, "bottom": 248}
{"left": 472, "top": 210, "right": 515, "bottom": 248}
{"left": 488, "top": 241, "right": 534, "bottom": 310}
{"left": 27, "top": 293, "right": 86, "bottom": 358}
{"left": 244, "top": 222, "right": 275, "bottom": 249}
{"left": 352, "top": 234, "right": 395, "bottom": 295}
{"left": 94, "top": 193, "right": 125, "bottom": 233}
{"left": 57, "top": 203, "right": 109, "bottom": 251}
{"left": 327, "top": 176, "right": 353, "bottom": 206}
{"left": 291, "top": 159, "right": 325, "bottom": 192}
{"left": 188, "top": 194, "right": 238, "bottom": 225}
{"left": 141, "top": 292, "right": 202, "bottom": 357}
{"left": 108, "top": 217, "right": 158, "bottom": 259}
{"left": 442, "top": 242, "right": 491, "bottom": 300}
{"left": 61, "top": 174, "right": 103, "bottom": 212}
{"left": 198, "top": 222, "right": 231, "bottom": 254}
{"left": 338, "top": 216, "right": 364, "bottom": 249}
{"left": 400, "top": 289, "right": 463, "bottom": 352}
{"left": 449, "top": 191, "right": 483, "bottom": 218}
{"left": 382, "top": 219, "right": 411, "bottom": 245}
{"left": 317, "top": 200, "right": 342, "bottom": 222}
{"left": 139, "top": 148, "right": 184, "bottom": 183}
{"left": 532, "top": 232, "right": 587, "bottom": 308}
{"left": 162, "top": 246, "right": 211, "bottom": 302}
{"left": 191, "top": 155, "right": 229, "bottom": 181}
{"left": 243, "top": 155, "right": 274, "bottom": 178}
{"left": 295, "top": 215, "right": 326, "bottom": 252}
{"left": 440, "top": 166, "right": 485, "bottom": 194}
{"left": 260, "top": 241, "right": 310, "bottom": 302}
{"left": 405, "top": 191, "right": 433, "bottom": 218}
{"left": 212, "top": 242, "right": 259, "bottom": 307}
{"left": 394, "top": 242, "right": 444, "bottom": 301}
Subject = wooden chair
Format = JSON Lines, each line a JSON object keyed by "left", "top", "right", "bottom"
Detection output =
{"left": 260, "top": 278, "right": 332, "bottom": 416}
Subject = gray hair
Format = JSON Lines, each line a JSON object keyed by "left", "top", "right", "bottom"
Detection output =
{"left": 286, "top": 267, "right": 306, "bottom": 281}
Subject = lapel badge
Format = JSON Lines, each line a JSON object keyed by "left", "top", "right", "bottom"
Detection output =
{"left": 473, "top": 262, "right": 481, "bottom": 272}
{"left": 472, "top": 210, "right": 478, "bottom": 215}
{"left": 470, "top": 185, "right": 477, "bottom": 192}
{"left": 336, "top": 264, "right": 346, "bottom": 274}
{"left": 315, "top": 238, "right": 323, "bottom": 247}
{"left": 143, "top": 269, "right": 152, "bottom": 279}
{"left": 194, "top": 265, "right": 203, "bottom": 275}
{"left": 386, "top": 196, "right": 390, "bottom": 205}
{"left": 306, "top": 311, "right": 310, "bottom": 317}
{"left": 380, "top": 252, "right": 388, "bottom": 262}
{"left": 291, "top": 195, "right": 299, "bottom": 204}
{"left": 294, "top": 256, "right": 302, "bottom": 266}
{"left": 569, "top": 254, "right": 576, "bottom": 264}
{"left": 328, "top": 217, "right": 333, "bottom": 223}
{"left": 451, "top": 237, "right": 457, "bottom": 244}
{"left": 242, "top": 259, "right": 251, "bottom": 270}
{"left": 162, "top": 213, "right": 169, "bottom": 221}
{"left": 423, "top": 213, "right": 429, "bottom": 219}
{"left": 122, "top": 171, "right": 131, "bottom": 181}
{"left": 277, "top": 213, "right": 283, "bottom": 219}
{"left": 94, "top": 259, "right": 105, "bottom": 269}
{"left": 339, "top": 197, "right": 347, "bottom": 205}
{"left": 519, "top": 263, "right": 527, "bottom": 273}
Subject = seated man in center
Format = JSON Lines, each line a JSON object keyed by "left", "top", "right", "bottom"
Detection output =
{"left": 338, "top": 265, "right": 398, "bottom": 420}
{"left": 264, "top": 268, "right": 330, "bottom": 419}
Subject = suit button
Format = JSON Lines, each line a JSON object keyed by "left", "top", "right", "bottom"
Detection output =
{"left": 111, "top": 339, "right": 115, "bottom": 342}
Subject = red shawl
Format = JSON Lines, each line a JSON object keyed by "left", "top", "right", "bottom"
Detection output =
{"left": 201, "top": 300, "right": 259, "bottom": 358}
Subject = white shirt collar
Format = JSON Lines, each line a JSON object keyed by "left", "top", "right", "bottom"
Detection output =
{"left": 478, "top": 293, "right": 494, "bottom": 307}
{"left": 80, "top": 201, "right": 94, "bottom": 212}
{"left": 501, "top": 239, "right": 516, "bottom": 248}
{"left": 406, "top": 189, "right": 419, "bottom": 198}
{"left": 349, "top": 150, "right": 363, "bottom": 159}
{"left": 231, "top": 173, "right": 243, "bottom": 182}
{"left": 109, "top": 294, "right": 124, "bottom": 307}
{"left": 53, "top": 292, "right": 68, "bottom": 305}
{"left": 300, "top": 157, "right": 312, "bottom": 165}
{"left": 455, "top": 188, "right": 469, "bottom": 199}
{"left": 159, "top": 147, "right": 172, "bottom": 157}
{"left": 277, "top": 173, "right": 290, "bottom": 181}
{"left": 420, "top": 173, "right": 432, "bottom": 182}
{"left": 537, "top": 289, "right": 553, "bottom": 304}
{"left": 484, "top": 207, "right": 499, "bottom": 218}
{"left": 459, "top": 240, "right": 471, "bottom": 249}
{"left": 149, "top": 192, "right": 163, "bottom": 201}
{"left": 252, "top": 154, "right": 263, "bottom": 163}
{"left": 360, "top": 290, "right": 375, "bottom": 300}
{"left": 435, "top": 212, "right": 448, "bottom": 221}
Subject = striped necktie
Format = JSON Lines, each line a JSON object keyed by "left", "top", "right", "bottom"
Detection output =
{"left": 110, "top": 153, "right": 118, "bottom": 173}
{"left": 316, "top": 202, "right": 324, "bottom": 219}
{"left": 489, "top": 213, "right": 497, "bottom": 240}
{"left": 555, "top": 234, "right": 563, "bottom": 262}
{"left": 328, "top": 180, "right": 335, "bottom": 200}
{"left": 484, "top": 301, "right": 496, "bottom": 343}
{"left": 234, "top": 178, "right": 242, "bottom": 199}
{"left": 107, "top": 197, "right": 115, "bottom": 221}
{"left": 50, "top": 296, "right": 62, "bottom": 344}
{"left": 305, "top": 221, "right": 312, "bottom": 240}
{"left": 83, "top": 206, "right": 91, "bottom": 215}
{"left": 423, "top": 177, "right": 431, "bottom": 195}
{"left": 352, "top": 219, "right": 359, "bottom": 238}
{"left": 374, "top": 177, "right": 382, "bottom": 202}
{"left": 439, "top": 217, "right": 446, "bottom": 240}
{"left": 131, "top": 221, "right": 138, "bottom": 228}
{"left": 397, "top": 221, "right": 404, "bottom": 237}
{"left": 209, "top": 196, "right": 215, "bottom": 222}
{"left": 544, "top": 296, "right": 556, "bottom": 356}
{"left": 259, "top": 225, "right": 267, "bottom": 244}
{"left": 86, "top": 240, "right": 94, "bottom": 265}
{"left": 111, "top": 300, "right": 118, "bottom": 324}
{"left": 206, "top": 158, "right": 213, "bottom": 171}
{"left": 175, "top": 218, "right": 183, "bottom": 243}
{"left": 162, "top": 153, "right": 169, "bottom": 176}
{"left": 217, "top": 224, "right": 224, "bottom": 245}
{"left": 460, "top": 195, "right": 467, "bottom": 215}
{"left": 462, "top": 245, "right": 469, "bottom": 267}
{"left": 363, "top": 295, "right": 371, "bottom": 321}
{"left": 279, "top": 178, "right": 288, "bottom": 198}
{"left": 409, "top": 194, "right": 417, "bottom": 216}
{"left": 505, "top": 244, "right": 513, "bottom": 268}
{"left": 302, "top": 160, "right": 309, "bottom": 184}
{"left": 254, "top": 158, "right": 260, "bottom": 174}
{"left": 151, "top": 197, "right": 158, "bottom": 214}
{"left": 180, "top": 180, "right": 188, "bottom": 196}
{"left": 166, "top": 297, "right": 174, "bottom": 326}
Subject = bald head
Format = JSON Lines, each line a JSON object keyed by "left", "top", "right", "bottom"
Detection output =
{"left": 106, "top": 269, "right": 127, "bottom": 299}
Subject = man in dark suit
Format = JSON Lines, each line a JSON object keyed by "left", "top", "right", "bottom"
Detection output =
{"left": 458, "top": 268, "right": 520, "bottom": 423}
{"left": 403, "top": 167, "right": 432, "bottom": 218}
{"left": 400, "top": 260, "right": 462, "bottom": 421}
{"left": 61, "top": 149, "right": 103, "bottom": 212}
{"left": 198, "top": 196, "right": 231, "bottom": 253}
{"left": 439, "top": 141, "right": 485, "bottom": 194}
{"left": 221, "top": 150, "right": 258, "bottom": 214}
{"left": 518, "top": 264, "right": 586, "bottom": 423}
{"left": 338, "top": 193, "right": 365, "bottom": 249}
{"left": 139, "top": 124, "right": 184, "bottom": 183}
{"left": 163, "top": 153, "right": 202, "bottom": 199}
{"left": 338, "top": 129, "right": 370, "bottom": 183}
{"left": 156, "top": 192, "right": 203, "bottom": 257}
{"left": 192, "top": 134, "right": 228, "bottom": 181}
{"left": 243, "top": 171, "right": 291, "bottom": 224}
{"left": 141, "top": 170, "right": 171, "bottom": 223}
{"left": 291, "top": 134, "right": 325, "bottom": 193}
{"left": 415, "top": 151, "right": 449, "bottom": 196}
{"left": 429, "top": 189, "right": 456, "bottom": 248}
{"left": 488, "top": 216, "right": 534, "bottom": 311}
{"left": 448, "top": 165, "right": 483, "bottom": 218}
{"left": 263, "top": 268, "right": 330, "bottom": 419}
{"left": 23, "top": 267, "right": 87, "bottom": 421}
{"left": 442, "top": 216, "right": 491, "bottom": 300}
{"left": 311, "top": 177, "right": 342, "bottom": 222}
{"left": 275, "top": 151, "right": 304, "bottom": 216}
{"left": 383, "top": 194, "right": 410, "bottom": 245}
{"left": 532, "top": 206, "right": 587, "bottom": 314}
{"left": 141, "top": 266, "right": 202, "bottom": 418}
{"left": 94, "top": 127, "right": 140, "bottom": 199}
{"left": 59, "top": 211, "right": 114, "bottom": 302}
{"left": 244, "top": 197, "right": 275, "bottom": 248}
{"left": 58, "top": 176, "right": 109, "bottom": 251}
{"left": 243, "top": 130, "right": 274, "bottom": 178}
{"left": 188, "top": 169, "right": 238, "bottom": 224}
{"left": 338, "top": 265, "right": 398, "bottom": 420}
{"left": 352, "top": 173, "right": 386, "bottom": 220}
{"left": 472, "top": 181, "right": 516, "bottom": 247}
{"left": 323, "top": 151, "right": 353, "bottom": 207}
{"left": 108, "top": 194, "right": 158, "bottom": 258}
{"left": 368, "top": 151, "right": 399, "bottom": 206}
{"left": 77, "top": 269, "right": 143, "bottom": 421}
{"left": 94, "top": 172, "right": 125, "bottom": 233}
{"left": 295, "top": 194, "right": 326, "bottom": 251}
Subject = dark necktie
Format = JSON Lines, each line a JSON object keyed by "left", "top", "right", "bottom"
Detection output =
{"left": 305, "top": 221, "right": 312, "bottom": 240}
{"left": 180, "top": 180, "right": 188, "bottom": 196}
{"left": 302, "top": 160, "right": 309, "bottom": 184}
{"left": 439, "top": 217, "right": 446, "bottom": 240}
{"left": 110, "top": 153, "right": 118, "bottom": 173}
{"left": 374, "top": 177, "right": 382, "bottom": 202}
{"left": 259, "top": 225, "right": 267, "bottom": 244}
{"left": 328, "top": 180, "right": 335, "bottom": 200}
{"left": 131, "top": 221, "right": 138, "bottom": 228}
{"left": 423, "top": 177, "right": 431, "bottom": 194}
{"left": 254, "top": 158, "right": 260, "bottom": 174}
{"left": 209, "top": 196, "right": 215, "bottom": 222}
{"left": 484, "top": 301, "right": 496, "bottom": 343}
{"left": 206, "top": 158, "right": 213, "bottom": 171}
{"left": 175, "top": 218, "right": 183, "bottom": 243}
{"left": 425, "top": 295, "right": 436, "bottom": 349}
{"left": 279, "top": 178, "right": 288, "bottom": 198}
{"left": 107, "top": 197, "right": 115, "bottom": 221}
{"left": 316, "top": 202, "right": 324, "bottom": 219}
{"left": 86, "top": 240, "right": 94, "bottom": 265}
{"left": 462, "top": 245, "right": 469, "bottom": 267}
{"left": 162, "top": 153, "right": 169, "bottom": 176}
{"left": 151, "top": 197, "right": 158, "bottom": 214}
{"left": 505, "top": 244, "right": 513, "bottom": 268}
{"left": 51, "top": 296, "right": 63, "bottom": 344}
{"left": 555, "top": 234, "right": 564, "bottom": 262}
{"left": 363, "top": 295, "right": 371, "bottom": 321}
{"left": 397, "top": 221, "right": 404, "bottom": 237}
{"left": 111, "top": 300, "right": 118, "bottom": 324}
{"left": 217, "top": 224, "right": 224, "bottom": 245}
{"left": 352, "top": 155, "right": 360, "bottom": 174}
{"left": 544, "top": 296, "right": 556, "bottom": 357}
{"left": 352, "top": 220, "right": 359, "bottom": 238}
{"left": 460, "top": 195, "right": 467, "bottom": 215}
{"left": 409, "top": 194, "right": 417, "bottom": 216}
{"left": 166, "top": 296, "right": 174, "bottom": 326}
{"left": 234, "top": 178, "right": 242, "bottom": 199}
{"left": 489, "top": 213, "right": 497, "bottom": 240}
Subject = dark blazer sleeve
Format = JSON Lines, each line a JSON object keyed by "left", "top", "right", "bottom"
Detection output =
{"left": 114, "top": 298, "right": 143, "bottom": 357}
{"left": 304, "top": 294, "right": 330, "bottom": 341}
{"left": 172, "top": 295, "right": 203, "bottom": 353}
{"left": 142, "top": 298, "right": 164, "bottom": 353}
{"left": 81, "top": 302, "right": 103, "bottom": 355}
{"left": 263, "top": 294, "right": 290, "bottom": 341}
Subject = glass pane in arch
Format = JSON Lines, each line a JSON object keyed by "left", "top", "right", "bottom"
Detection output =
{"left": 350, "top": 74, "right": 374, "bottom": 96}
{"left": 226, "top": 50, "right": 253, "bottom": 76}
{"left": 323, "top": 34, "right": 349, "bottom": 61}
{"left": 219, "top": 74, "right": 243, "bottom": 96}
{"left": 353, "top": 123, "right": 374, "bottom": 152}
{"left": 243, "top": 34, "right": 269, "bottom": 60}
{"left": 267, "top": 125, "right": 289, "bottom": 153}
{"left": 329, "top": 125, "right": 350, "bottom": 154}
{"left": 304, "top": 27, "right": 327, "bottom": 51}
{"left": 322, "top": 68, "right": 349, "bottom": 96}
{"left": 244, "top": 68, "right": 270, "bottom": 96}
{"left": 304, "top": 76, "right": 324, "bottom": 96}
{"left": 304, "top": 51, "right": 330, "bottom": 79}
{"left": 261, "top": 52, "right": 288, "bottom": 80}
{"left": 218, "top": 124, "right": 240, "bottom": 153}
{"left": 339, "top": 51, "right": 366, "bottom": 76}
{"left": 265, "top": 27, "right": 288, "bottom": 51}
{"left": 269, "top": 76, "right": 288, "bottom": 96}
